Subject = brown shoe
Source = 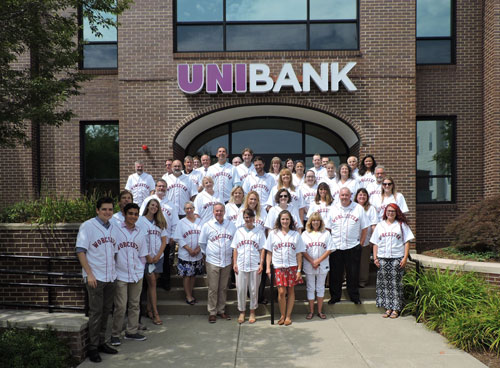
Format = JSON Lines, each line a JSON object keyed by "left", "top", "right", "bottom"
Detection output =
{"left": 208, "top": 315, "right": 216, "bottom": 323}
{"left": 217, "top": 313, "right": 231, "bottom": 320}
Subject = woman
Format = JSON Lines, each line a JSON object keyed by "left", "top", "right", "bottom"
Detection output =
{"left": 194, "top": 176, "right": 220, "bottom": 225}
{"left": 332, "top": 163, "right": 359, "bottom": 203}
{"left": 292, "top": 160, "right": 305, "bottom": 187}
{"left": 306, "top": 182, "right": 333, "bottom": 220}
{"left": 371, "top": 176, "right": 409, "bottom": 221}
{"left": 299, "top": 170, "right": 318, "bottom": 218}
{"left": 358, "top": 155, "right": 377, "bottom": 188}
{"left": 320, "top": 161, "right": 337, "bottom": 190}
{"left": 301, "top": 212, "right": 333, "bottom": 320}
{"left": 225, "top": 186, "right": 244, "bottom": 225}
{"left": 265, "top": 210, "right": 305, "bottom": 326}
{"left": 266, "top": 168, "right": 304, "bottom": 218}
{"left": 142, "top": 198, "right": 168, "bottom": 325}
{"left": 285, "top": 158, "right": 295, "bottom": 173}
{"left": 193, "top": 156, "right": 201, "bottom": 169}
{"left": 232, "top": 209, "right": 266, "bottom": 324}
{"left": 174, "top": 201, "right": 203, "bottom": 305}
{"left": 269, "top": 156, "right": 282, "bottom": 184}
{"left": 354, "top": 188, "right": 378, "bottom": 288}
{"left": 370, "top": 203, "right": 414, "bottom": 319}
{"left": 235, "top": 190, "right": 267, "bottom": 233}
{"left": 264, "top": 188, "right": 303, "bottom": 232}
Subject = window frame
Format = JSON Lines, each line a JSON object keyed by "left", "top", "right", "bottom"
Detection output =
{"left": 416, "top": 116, "right": 456, "bottom": 204}
{"left": 174, "top": 0, "right": 360, "bottom": 52}
{"left": 416, "top": 0, "right": 456, "bottom": 65}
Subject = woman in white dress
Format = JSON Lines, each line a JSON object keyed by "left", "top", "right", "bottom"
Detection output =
{"left": 194, "top": 176, "right": 220, "bottom": 225}
{"left": 371, "top": 177, "right": 409, "bottom": 221}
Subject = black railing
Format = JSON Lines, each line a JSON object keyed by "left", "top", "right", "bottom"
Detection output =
{"left": 0, "top": 254, "right": 88, "bottom": 314}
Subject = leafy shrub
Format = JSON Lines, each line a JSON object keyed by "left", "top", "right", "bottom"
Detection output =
{"left": 445, "top": 194, "right": 500, "bottom": 253}
{"left": 0, "top": 327, "right": 77, "bottom": 368}
{"left": 403, "top": 268, "right": 500, "bottom": 353}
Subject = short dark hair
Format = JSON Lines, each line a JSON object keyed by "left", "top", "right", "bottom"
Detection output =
{"left": 275, "top": 188, "right": 291, "bottom": 204}
{"left": 253, "top": 155, "right": 265, "bottom": 164}
{"left": 118, "top": 190, "right": 133, "bottom": 202}
{"left": 96, "top": 197, "right": 114, "bottom": 210}
{"left": 124, "top": 203, "right": 140, "bottom": 215}
{"left": 243, "top": 208, "right": 256, "bottom": 218}
{"left": 274, "top": 210, "right": 296, "bottom": 231}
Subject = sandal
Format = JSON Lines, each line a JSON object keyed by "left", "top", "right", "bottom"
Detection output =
{"left": 382, "top": 310, "right": 392, "bottom": 318}
{"left": 185, "top": 298, "right": 195, "bottom": 305}
{"left": 317, "top": 312, "right": 327, "bottom": 319}
{"left": 238, "top": 313, "right": 245, "bottom": 324}
{"left": 284, "top": 319, "right": 292, "bottom": 326}
{"left": 390, "top": 311, "right": 399, "bottom": 319}
{"left": 249, "top": 314, "right": 256, "bottom": 324}
{"left": 152, "top": 313, "right": 163, "bottom": 325}
{"left": 278, "top": 316, "right": 285, "bottom": 325}
{"left": 306, "top": 312, "right": 314, "bottom": 320}
{"left": 147, "top": 310, "right": 154, "bottom": 320}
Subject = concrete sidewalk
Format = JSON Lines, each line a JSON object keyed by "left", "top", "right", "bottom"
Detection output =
{"left": 78, "top": 313, "right": 486, "bottom": 368}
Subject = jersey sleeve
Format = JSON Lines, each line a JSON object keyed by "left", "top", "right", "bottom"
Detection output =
{"left": 397, "top": 193, "right": 409, "bottom": 214}
{"left": 75, "top": 222, "right": 90, "bottom": 250}
{"left": 370, "top": 223, "right": 382, "bottom": 245}
{"left": 147, "top": 175, "right": 155, "bottom": 192}
{"left": 263, "top": 232, "right": 273, "bottom": 252}
{"left": 401, "top": 222, "right": 415, "bottom": 243}
{"left": 125, "top": 176, "right": 133, "bottom": 191}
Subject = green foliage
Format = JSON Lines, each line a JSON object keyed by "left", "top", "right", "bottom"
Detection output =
{"left": 0, "top": 326, "right": 77, "bottom": 368}
{"left": 427, "top": 246, "right": 500, "bottom": 262}
{"left": 445, "top": 194, "right": 500, "bottom": 253}
{"left": 404, "top": 268, "right": 500, "bottom": 353}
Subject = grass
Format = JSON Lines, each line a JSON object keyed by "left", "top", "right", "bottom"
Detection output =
{"left": 423, "top": 246, "right": 500, "bottom": 263}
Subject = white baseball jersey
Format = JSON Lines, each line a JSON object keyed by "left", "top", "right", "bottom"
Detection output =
{"left": 292, "top": 173, "right": 304, "bottom": 188}
{"left": 264, "top": 230, "right": 305, "bottom": 268}
{"left": 358, "top": 172, "right": 376, "bottom": 188}
{"left": 196, "top": 166, "right": 210, "bottom": 178}
{"left": 224, "top": 203, "right": 242, "bottom": 225}
{"left": 174, "top": 217, "right": 203, "bottom": 262}
{"left": 206, "top": 162, "right": 241, "bottom": 203}
{"left": 306, "top": 201, "right": 333, "bottom": 220}
{"left": 318, "top": 175, "right": 337, "bottom": 190}
{"left": 242, "top": 172, "right": 275, "bottom": 204}
{"left": 264, "top": 205, "right": 303, "bottom": 230}
{"left": 266, "top": 185, "right": 305, "bottom": 211}
{"left": 299, "top": 183, "right": 318, "bottom": 211}
{"left": 235, "top": 208, "right": 268, "bottom": 233}
{"left": 301, "top": 230, "right": 334, "bottom": 274}
{"left": 269, "top": 173, "right": 279, "bottom": 185}
{"left": 162, "top": 173, "right": 197, "bottom": 216}
{"left": 140, "top": 195, "right": 179, "bottom": 238}
{"left": 236, "top": 163, "right": 256, "bottom": 184}
{"left": 352, "top": 168, "right": 360, "bottom": 179}
{"left": 370, "top": 193, "right": 409, "bottom": 222}
{"left": 76, "top": 217, "right": 117, "bottom": 282}
{"left": 360, "top": 205, "right": 378, "bottom": 246}
{"left": 114, "top": 222, "right": 148, "bottom": 283}
{"left": 184, "top": 169, "right": 204, "bottom": 190}
{"left": 125, "top": 172, "right": 155, "bottom": 207}
{"left": 310, "top": 166, "right": 327, "bottom": 183}
{"left": 325, "top": 202, "right": 369, "bottom": 250}
{"left": 370, "top": 220, "right": 415, "bottom": 258}
{"left": 366, "top": 182, "right": 382, "bottom": 199}
{"left": 111, "top": 211, "right": 125, "bottom": 226}
{"left": 194, "top": 190, "right": 221, "bottom": 226}
{"left": 331, "top": 178, "right": 359, "bottom": 203}
{"left": 139, "top": 216, "right": 168, "bottom": 258}
{"left": 231, "top": 227, "right": 265, "bottom": 272}
{"left": 199, "top": 219, "right": 237, "bottom": 268}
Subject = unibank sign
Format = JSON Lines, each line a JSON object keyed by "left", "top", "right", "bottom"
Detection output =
{"left": 177, "top": 62, "right": 357, "bottom": 94}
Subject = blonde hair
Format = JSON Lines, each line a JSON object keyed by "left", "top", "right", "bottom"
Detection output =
{"left": 243, "top": 190, "right": 262, "bottom": 218}
{"left": 278, "top": 168, "right": 295, "bottom": 191}
{"left": 269, "top": 156, "right": 282, "bottom": 174}
{"left": 229, "top": 186, "right": 244, "bottom": 203}
{"left": 305, "top": 212, "right": 325, "bottom": 232}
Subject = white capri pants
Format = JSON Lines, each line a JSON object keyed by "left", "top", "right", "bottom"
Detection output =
{"left": 236, "top": 270, "right": 261, "bottom": 312}
{"left": 305, "top": 273, "right": 328, "bottom": 300}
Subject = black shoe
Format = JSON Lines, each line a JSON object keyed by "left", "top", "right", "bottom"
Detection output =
{"left": 98, "top": 344, "right": 118, "bottom": 354}
{"left": 259, "top": 298, "right": 268, "bottom": 305}
{"left": 162, "top": 283, "right": 171, "bottom": 291}
{"left": 352, "top": 299, "right": 362, "bottom": 305}
{"left": 88, "top": 349, "right": 102, "bottom": 363}
{"left": 328, "top": 299, "right": 340, "bottom": 305}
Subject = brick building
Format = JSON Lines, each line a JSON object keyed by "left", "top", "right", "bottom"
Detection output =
{"left": 0, "top": 0, "right": 498, "bottom": 251}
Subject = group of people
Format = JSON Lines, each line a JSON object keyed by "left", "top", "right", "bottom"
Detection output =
{"left": 77, "top": 147, "right": 414, "bottom": 363}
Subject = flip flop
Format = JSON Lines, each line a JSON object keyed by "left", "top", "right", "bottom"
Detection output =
{"left": 278, "top": 317, "right": 285, "bottom": 325}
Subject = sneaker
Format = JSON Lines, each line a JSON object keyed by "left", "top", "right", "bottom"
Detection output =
{"left": 124, "top": 333, "right": 147, "bottom": 341}
{"left": 110, "top": 336, "right": 121, "bottom": 346}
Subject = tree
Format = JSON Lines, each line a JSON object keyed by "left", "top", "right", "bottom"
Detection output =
{"left": 0, "top": 0, "right": 131, "bottom": 148}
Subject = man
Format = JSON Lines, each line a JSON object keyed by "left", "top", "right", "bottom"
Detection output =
{"left": 236, "top": 147, "right": 256, "bottom": 185}
{"left": 110, "top": 203, "right": 148, "bottom": 346}
{"left": 76, "top": 197, "right": 118, "bottom": 363}
{"left": 325, "top": 187, "right": 369, "bottom": 305}
{"left": 184, "top": 155, "right": 203, "bottom": 191}
{"left": 112, "top": 190, "right": 133, "bottom": 225}
{"left": 164, "top": 158, "right": 173, "bottom": 176}
{"left": 347, "top": 156, "right": 359, "bottom": 179}
{"left": 242, "top": 156, "right": 275, "bottom": 204}
{"left": 310, "top": 154, "right": 327, "bottom": 183}
{"left": 207, "top": 147, "right": 241, "bottom": 203}
{"left": 321, "top": 156, "right": 330, "bottom": 168}
{"left": 162, "top": 160, "right": 197, "bottom": 217}
{"left": 199, "top": 203, "right": 236, "bottom": 323}
{"left": 125, "top": 161, "right": 155, "bottom": 207}
{"left": 140, "top": 180, "right": 179, "bottom": 290}
{"left": 197, "top": 154, "right": 211, "bottom": 177}
{"left": 367, "top": 165, "right": 386, "bottom": 199}
{"left": 232, "top": 156, "right": 242, "bottom": 166}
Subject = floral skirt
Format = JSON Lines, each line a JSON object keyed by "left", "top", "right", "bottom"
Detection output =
{"left": 274, "top": 266, "right": 304, "bottom": 287}
{"left": 177, "top": 258, "right": 204, "bottom": 277}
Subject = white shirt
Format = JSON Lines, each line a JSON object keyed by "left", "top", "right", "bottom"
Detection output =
{"left": 292, "top": 173, "right": 304, "bottom": 187}
{"left": 366, "top": 182, "right": 382, "bottom": 199}
{"left": 114, "top": 222, "right": 148, "bottom": 283}
{"left": 361, "top": 205, "right": 379, "bottom": 246}
{"left": 264, "top": 205, "right": 303, "bottom": 230}
{"left": 231, "top": 227, "right": 265, "bottom": 272}
{"left": 371, "top": 193, "right": 409, "bottom": 221}
{"left": 174, "top": 217, "right": 203, "bottom": 262}
{"left": 370, "top": 221, "right": 415, "bottom": 258}
{"left": 111, "top": 211, "right": 125, "bottom": 226}
{"left": 299, "top": 183, "right": 318, "bottom": 211}
{"left": 140, "top": 216, "right": 168, "bottom": 258}
{"left": 225, "top": 203, "right": 242, "bottom": 225}
{"left": 310, "top": 166, "right": 327, "bottom": 183}
{"left": 125, "top": 172, "right": 155, "bottom": 207}
{"left": 236, "top": 163, "right": 256, "bottom": 185}
{"left": 264, "top": 230, "right": 305, "bottom": 268}
{"left": 199, "top": 219, "right": 237, "bottom": 268}
{"left": 194, "top": 190, "right": 221, "bottom": 225}
{"left": 269, "top": 172, "right": 279, "bottom": 185}
{"left": 207, "top": 162, "right": 241, "bottom": 203}
{"left": 242, "top": 172, "right": 275, "bottom": 204}
{"left": 196, "top": 166, "right": 210, "bottom": 178}
{"left": 306, "top": 201, "right": 333, "bottom": 220}
{"left": 76, "top": 218, "right": 117, "bottom": 282}
{"left": 266, "top": 185, "right": 305, "bottom": 211}
{"left": 318, "top": 176, "right": 337, "bottom": 190}
{"left": 332, "top": 178, "right": 359, "bottom": 203}
{"left": 235, "top": 208, "right": 268, "bottom": 233}
{"left": 140, "top": 195, "right": 179, "bottom": 238}
{"left": 162, "top": 173, "right": 197, "bottom": 216}
{"left": 301, "top": 231, "right": 334, "bottom": 274}
{"left": 325, "top": 202, "right": 369, "bottom": 250}
{"left": 358, "top": 172, "right": 376, "bottom": 188}
{"left": 184, "top": 169, "right": 204, "bottom": 190}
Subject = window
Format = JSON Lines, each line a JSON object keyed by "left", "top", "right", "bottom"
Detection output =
{"left": 186, "top": 117, "right": 349, "bottom": 170}
{"left": 81, "top": 122, "right": 120, "bottom": 196}
{"left": 417, "top": 118, "right": 455, "bottom": 203}
{"left": 81, "top": 10, "right": 118, "bottom": 69}
{"left": 175, "top": 0, "right": 358, "bottom": 52}
{"left": 416, "top": 0, "right": 454, "bottom": 64}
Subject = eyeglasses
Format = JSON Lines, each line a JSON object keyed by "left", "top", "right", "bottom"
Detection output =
{"left": 279, "top": 195, "right": 289, "bottom": 198}
{"left": 383, "top": 183, "right": 393, "bottom": 186}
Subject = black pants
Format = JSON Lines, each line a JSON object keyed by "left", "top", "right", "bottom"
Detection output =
{"left": 160, "top": 243, "right": 171, "bottom": 288}
{"left": 329, "top": 244, "right": 362, "bottom": 302}
{"left": 258, "top": 257, "right": 268, "bottom": 302}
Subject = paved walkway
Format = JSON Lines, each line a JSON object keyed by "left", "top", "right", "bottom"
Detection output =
{"left": 78, "top": 313, "right": 486, "bottom": 367}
